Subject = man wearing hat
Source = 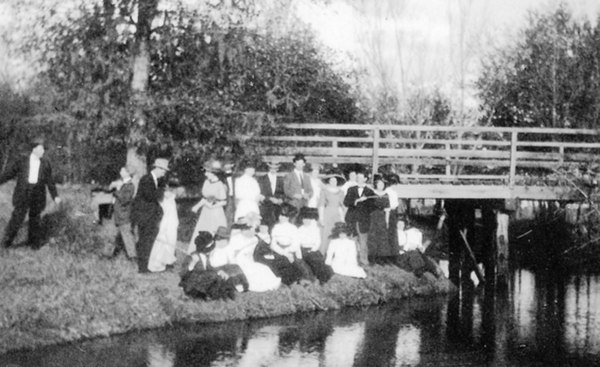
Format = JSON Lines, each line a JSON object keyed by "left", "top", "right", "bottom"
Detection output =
{"left": 132, "top": 157, "right": 169, "bottom": 273}
{"left": 0, "top": 137, "right": 60, "bottom": 250}
{"left": 283, "top": 153, "right": 313, "bottom": 212}
{"left": 257, "top": 161, "right": 285, "bottom": 229}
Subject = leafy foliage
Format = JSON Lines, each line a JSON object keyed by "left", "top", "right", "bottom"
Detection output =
{"left": 10, "top": 0, "right": 359, "bottom": 183}
{"left": 477, "top": 5, "right": 600, "bottom": 128}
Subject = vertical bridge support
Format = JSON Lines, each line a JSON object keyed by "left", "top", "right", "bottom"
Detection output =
{"left": 446, "top": 200, "right": 510, "bottom": 290}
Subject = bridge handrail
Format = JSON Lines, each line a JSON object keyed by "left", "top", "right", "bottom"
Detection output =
{"left": 254, "top": 123, "right": 600, "bottom": 186}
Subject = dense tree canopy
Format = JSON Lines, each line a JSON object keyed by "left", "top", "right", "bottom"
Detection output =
{"left": 9, "top": 0, "right": 360, "bottom": 183}
{"left": 477, "top": 6, "right": 600, "bottom": 129}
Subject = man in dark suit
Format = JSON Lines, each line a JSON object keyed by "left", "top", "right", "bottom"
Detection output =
{"left": 283, "top": 153, "right": 313, "bottom": 211}
{"left": 343, "top": 170, "right": 374, "bottom": 266}
{"left": 132, "top": 157, "right": 169, "bottom": 273}
{"left": 257, "top": 161, "right": 285, "bottom": 229}
{"left": 0, "top": 137, "right": 61, "bottom": 250}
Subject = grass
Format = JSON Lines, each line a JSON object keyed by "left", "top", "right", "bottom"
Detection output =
{"left": 0, "top": 184, "right": 454, "bottom": 355}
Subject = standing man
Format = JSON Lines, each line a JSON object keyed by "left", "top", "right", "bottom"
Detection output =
{"left": 343, "top": 168, "right": 374, "bottom": 266}
{"left": 132, "top": 157, "right": 169, "bottom": 273}
{"left": 283, "top": 153, "right": 313, "bottom": 212}
{"left": 0, "top": 137, "right": 60, "bottom": 250}
{"left": 102, "top": 166, "right": 136, "bottom": 260}
{"left": 257, "top": 161, "right": 285, "bottom": 229}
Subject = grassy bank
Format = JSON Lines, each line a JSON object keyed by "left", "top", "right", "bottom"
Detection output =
{"left": 0, "top": 184, "right": 453, "bottom": 355}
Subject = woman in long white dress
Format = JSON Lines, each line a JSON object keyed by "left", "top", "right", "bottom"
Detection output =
{"left": 227, "top": 222, "right": 281, "bottom": 292}
{"left": 188, "top": 160, "right": 227, "bottom": 253}
{"left": 234, "top": 164, "right": 264, "bottom": 221}
{"left": 148, "top": 188, "right": 179, "bottom": 272}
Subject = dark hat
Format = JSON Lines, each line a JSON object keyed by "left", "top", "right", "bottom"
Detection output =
{"left": 299, "top": 207, "right": 319, "bottom": 220}
{"left": 292, "top": 153, "right": 306, "bottom": 163}
{"left": 329, "top": 222, "right": 350, "bottom": 238}
{"left": 194, "top": 231, "right": 215, "bottom": 253}
{"left": 30, "top": 137, "right": 45, "bottom": 149}
{"left": 278, "top": 203, "right": 298, "bottom": 219}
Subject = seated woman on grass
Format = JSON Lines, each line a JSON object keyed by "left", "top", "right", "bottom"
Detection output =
{"left": 227, "top": 220, "right": 281, "bottom": 292}
{"left": 297, "top": 207, "right": 333, "bottom": 284}
{"left": 179, "top": 231, "right": 248, "bottom": 300}
{"left": 270, "top": 203, "right": 315, "bottom": 283}
{"left": 395, "top": 218, "right": 441, "bottom": 278}
{"left": 325, "top": 222, "right": 367, "bottom": 279}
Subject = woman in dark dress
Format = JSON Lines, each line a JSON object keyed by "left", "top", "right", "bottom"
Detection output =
{"left": 367, "top": 175, "right": 399, "bottom": 264}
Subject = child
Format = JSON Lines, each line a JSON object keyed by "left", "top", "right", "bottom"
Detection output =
{"left": 297, "top": 207, "right": 333, "bottom": 283}
{"left": 325, "top": 222, "right": 367, "bottom": 278}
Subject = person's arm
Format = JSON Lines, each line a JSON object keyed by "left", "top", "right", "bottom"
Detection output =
{"left": 0, "top": 158, "right": 21, "bottom": 186}
{"left": 114, "top": 182, "right": 134, "bottom": 204}
{"left": 43, "top": 160, "right": 59, "bottom": 202}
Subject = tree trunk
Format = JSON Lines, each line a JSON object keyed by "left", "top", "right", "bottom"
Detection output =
{"left": 127, "top": 0, "right": 158, "bottom": 183}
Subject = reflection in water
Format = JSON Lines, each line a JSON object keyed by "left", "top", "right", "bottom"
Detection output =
{"left": 147, "top": 341, "right": 174, "bottom": 367}
{"left": 4, "top": 269, "right": 600, "bottom": 366}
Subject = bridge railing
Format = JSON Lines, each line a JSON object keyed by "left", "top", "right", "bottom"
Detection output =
{"left": 254, "top": 123, "right": 600, "bottom": 185}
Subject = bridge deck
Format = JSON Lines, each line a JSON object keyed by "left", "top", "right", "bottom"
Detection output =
{"left": 253, "top": 123, "right": 600, "bottom": 201}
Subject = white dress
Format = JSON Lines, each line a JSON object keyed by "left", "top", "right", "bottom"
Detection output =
{"left": 325, "top": 238, "right": 367, "bottom": 278}
{"left": 234, "top": 174, "right": 261, "bottom": 221}
{"left": 228, "top": 232, "right": 281, "bottom": 292}
{"left": 148, "top": 192, "right": 179, "bottom": 272}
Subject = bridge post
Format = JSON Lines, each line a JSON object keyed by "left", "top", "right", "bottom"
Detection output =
{"left": 372, "top": 126, "right": 380, "bottom": 175}
{"left": 445, "top": 200, "right": 476, "bottom": 288}
{"left": 509, "top": 131, "right": 518, "bottom": 186}
{"left": 496, "top": 212, "right": 510, "bottom": 287}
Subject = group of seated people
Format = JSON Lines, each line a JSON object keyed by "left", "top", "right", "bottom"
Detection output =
{"left": 179, "top": 204, "right": 369, "bottom": 300}
{"left": 179, "top": 202, "right": 440, "bottom": 300}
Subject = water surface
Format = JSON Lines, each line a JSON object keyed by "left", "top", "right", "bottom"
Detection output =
{"left": 3, "top": 269, "right": 600, "bottom": 366}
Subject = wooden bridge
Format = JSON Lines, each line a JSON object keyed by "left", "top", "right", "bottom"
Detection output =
{"left": 253, "top": 123, "right": 600, "bottom": 289}
{"left": 255, "top": 123, "right": 600, "bottom": 201}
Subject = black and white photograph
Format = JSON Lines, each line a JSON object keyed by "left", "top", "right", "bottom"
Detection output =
{"left": 2, "top": 0, "right": 600, "bottom": 366}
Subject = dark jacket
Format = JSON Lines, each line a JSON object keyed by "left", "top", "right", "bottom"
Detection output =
{"left": 257, "top": 173, "right": 285, "bottom": 226}
{"left": 0, "top": 155, "right": 58, "bottom": 214}
{"left": 343, "top": 185, "right": 375, "bottom": 234}
{"left": 283, "top": 170, "right": 313, "bottom": 208}
{"left": 131, "top": 173, "right": 163, "bottom": 227}
{"left": 113, "top": 180, "right": 135, "bottom": 225}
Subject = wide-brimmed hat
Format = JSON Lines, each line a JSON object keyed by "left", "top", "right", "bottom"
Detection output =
{"left": 203, "top": 159, "right": 223, "bottom": 173}
{"left": 265, "top": 161, "right": 281, "bottom": 170}
{"left": 322, "top": 173, "right": 346, "bottom": 186}
{"left": 231, "top": 221, "right": 252, "bottom": 230}
{"left": 194, "top": 231, "right": 215, "bottom": 253}
{"left": 153, "top": 158, "right": 170, "bottom": 171}
{"left": 299, "top": 207, "right": 319, "bottom": 220}
{"left": 329, "top": 222, "right": 350, "bottom": 238}
{"left": 244, "top": 211, "right": 262, "bottom": 227}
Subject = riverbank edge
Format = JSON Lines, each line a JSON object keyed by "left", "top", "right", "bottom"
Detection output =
{"left": 0, "top": 244, "right": 454, "bottom": 356}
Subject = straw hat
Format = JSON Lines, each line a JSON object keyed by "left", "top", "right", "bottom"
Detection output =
{"left": 153, "top": 158, "right": 170, "bottom": 171}
{"left": 214, "top": 226, "right": 230, "bottom": 240}
{"left": 203, "top": 159, "right": 223, "bottom": 173}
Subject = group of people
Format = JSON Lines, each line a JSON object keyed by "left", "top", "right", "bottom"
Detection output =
{"left": 177, "top": 153, "right": 440, "bottom": 299}
{"left": 0, "top": 140, "right": 438, "bottom": 290}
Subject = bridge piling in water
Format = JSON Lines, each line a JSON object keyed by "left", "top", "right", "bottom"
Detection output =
{"left": 445, "top": 199, "right": 511, "bottom": 290}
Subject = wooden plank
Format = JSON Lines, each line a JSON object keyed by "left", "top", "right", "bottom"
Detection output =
{"left": 282, "top": 123, "right": 600, "bottom": 135}
{"left": 389, "top": 184, "right": 580, "bottom": 200}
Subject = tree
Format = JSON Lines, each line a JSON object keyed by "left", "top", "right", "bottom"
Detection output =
{"left": 477, "top": 5, "right": 600, "bottom": 129}
{"left": 6, "top": 0, "right": 360, "bottom": 183}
